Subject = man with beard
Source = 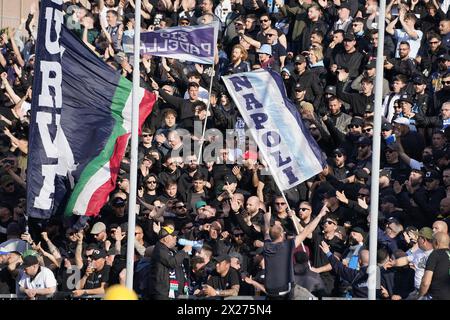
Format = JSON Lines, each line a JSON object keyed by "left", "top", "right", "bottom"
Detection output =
{"left": 393, "top": 168, "right": 428, "bottom": 228}
{"left": 329, "top": 148, "right": 350, "bottom": 181}
{"left": 149, "top": 223, "right": 192, "bottom": 300}
{"left": 231, "top": 196, "right": 264, "bottom": 241}
{"left": 323, "top": 97, "right": 352, "bottom": 135}
{"left": 324, "top": 116, "right": 364, "bottom": 159}
{"left": 417, "top": 33, "right": 448, "bottom": 76}
{"left": 177, "top": 154, "right": 209, "bottom": 197}
{"left": 352, "top": 136, "right": 372, "bottom": 173}
{"left": 342, "top": 227, "right": 367, "bottom": 269}
{"left": 384, "top": 41, "right": 418, "bottom": 79}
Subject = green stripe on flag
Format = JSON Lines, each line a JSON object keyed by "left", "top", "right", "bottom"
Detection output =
{"left": 64, "top": 77, "right": 132, "bottom": 216}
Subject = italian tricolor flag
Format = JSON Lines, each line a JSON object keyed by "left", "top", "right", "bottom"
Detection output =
{"left": 65, "top": 78, "right": 155, "bottom": 216}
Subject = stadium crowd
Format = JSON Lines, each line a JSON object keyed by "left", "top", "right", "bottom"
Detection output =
{"left": 0, "top": 0, "right": 449, "bottom": 300}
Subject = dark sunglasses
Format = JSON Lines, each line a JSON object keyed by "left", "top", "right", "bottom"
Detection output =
{"left": 348, "top": 124, "right": 360, "bottom": 129}
{"left": 260, "top": 19, "right": 269, "bottom": 22}
{"left": 275, "top": 202, "right": 286, "bottom": 205}
{"left": 363, "top": 128, "right": 373, "bottom": 133}
{"left": 334, "top": 153, "right": 343, "bottom": 158}
{"left": 443, "top": 80, "right": 450, "bottom": 85}
{"left": 358, "top": 193, "right": 369, "bottom": 197}
{"left": 142, "top": 134, "right": 152, "bottom": 137}
{"left": 146, "top": 180, "right": 157, "bottom": 184}
{"left": 4, "top": 183, "right": 13, "bottom": 188}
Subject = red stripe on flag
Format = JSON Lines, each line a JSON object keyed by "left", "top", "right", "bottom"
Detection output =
{"left": 84, "top": 133, "right": 130, "bottom": 216}
{"left": 138, "top": 90, "right": 156, "bottom": 134}
{"left": 84, "top": 89, "right": 156, "bottom": 216}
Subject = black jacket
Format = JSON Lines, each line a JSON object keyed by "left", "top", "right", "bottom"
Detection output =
{"left": 327, "top": 253, "right": 368, "bottom": 298}
{"left": 149, "top": 241, "right": 189, "bottom": 299}
{"left": 288, "top": 69, "right": 324, "bottom": 108}
{"left": 336, "top": 80, "right": 374, "bottom": 116}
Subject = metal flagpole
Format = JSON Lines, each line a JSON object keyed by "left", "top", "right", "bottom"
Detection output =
{"left": 126, "top": 0, "right": 142, "bottom": 290}
{"left": 197, "top": 67, "right": 215, "bottom": 164}
{"left": 368, "top": 0, "right": 386, "bottom": 300}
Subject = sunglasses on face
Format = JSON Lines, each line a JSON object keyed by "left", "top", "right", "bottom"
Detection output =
{"left": 146, "top": 180, "right": 157, "bottom": 184}
{"left": 334, "top": 153, "right": 343, "bottom": 158}
{"left": 363, "top": 128, "right": 373, "bottom": 133}
{"left": 358, "top": 193, "right": 369, "bottom": 197}
{"left": 348, "top": 125, "right": 360, "bottom": 129}
{"left": 142, "top": 134, "right": 152, "bottom": 137}
{"left": 443, "top": 80, "right": 450, "bottom": 85}
{"left": 260, "top": 19, "right": 269, "bottom": 22}
{"left": 275, "top": 202, "right": 286, "bottom": 205}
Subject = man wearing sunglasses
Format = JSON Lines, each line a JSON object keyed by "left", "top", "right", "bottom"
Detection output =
{"left": 329, "top": 148, "right": 349, "bottom": 181}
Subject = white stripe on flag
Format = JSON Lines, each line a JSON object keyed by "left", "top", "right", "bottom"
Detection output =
{"left": 71, "top": 89, "right": 141, "bottom": 214}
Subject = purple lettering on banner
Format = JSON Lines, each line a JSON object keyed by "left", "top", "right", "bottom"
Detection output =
{"left": 140, "top": 25, "right": 215, "bottom": 64}
{"left": 228, "top": 76, "right": 252, "bottom": 91}
{"left": 282, "top": 167, "right": 299, "bottom": 185}
{"left": 270, "top": 151, "right": 292, "bottom": 167}
{"left": 262, "top": 131, "right": 281, "bottom": 148}
{"left": 243, "top": 93, "right": 263, "bottom": 110}
{"left": 249, "top": 113, "right": 268, "bottom": 129}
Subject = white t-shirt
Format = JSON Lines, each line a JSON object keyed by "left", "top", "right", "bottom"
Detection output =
{"left": 408, "top": 248, "right": 433, "bottom": 289}
{"left": 394, "top": 29, "right": 423, "bottom": 59}
{"left": 18, "top": 266, "right": 57, "bottom": 291}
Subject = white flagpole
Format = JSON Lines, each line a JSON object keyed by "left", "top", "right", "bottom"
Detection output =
{"left": 126, "top": 0, "right": 142, "bottom": 290}
{"left": 368, "top": 0, "right": 386, "bottom": 300}
{"left": 197, "top": 71, "right": 214, "bottom": 164}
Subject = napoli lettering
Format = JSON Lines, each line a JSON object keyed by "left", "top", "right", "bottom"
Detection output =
{"left": 228, "top": 75, "right": 299, "bottom": 185}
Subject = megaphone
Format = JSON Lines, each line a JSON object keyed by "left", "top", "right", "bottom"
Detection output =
{"left": 178, "top": 238, "right": 204, "bottom": 250}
